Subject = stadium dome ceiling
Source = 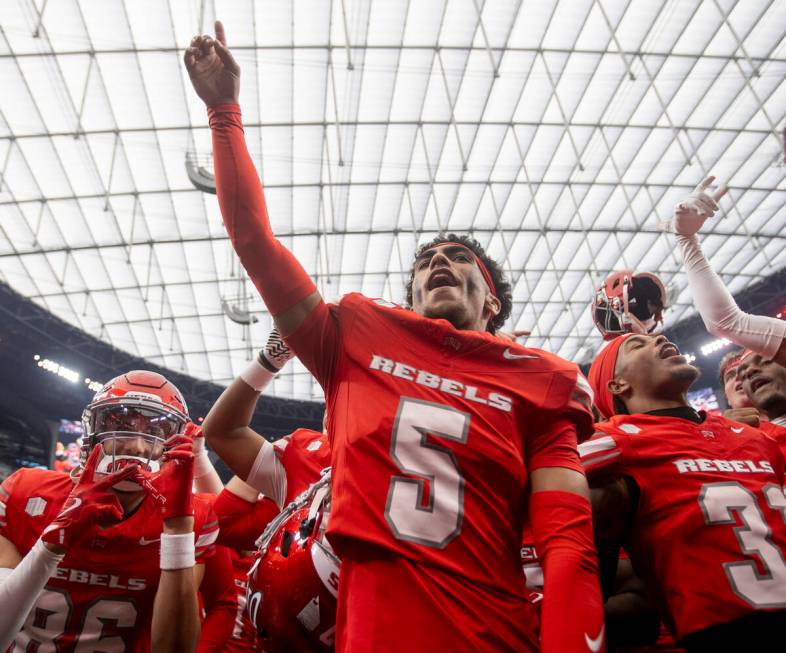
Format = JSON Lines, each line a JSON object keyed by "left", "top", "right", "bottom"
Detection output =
{"left": 0, "top": 0, "right": 785, "bottom": 401}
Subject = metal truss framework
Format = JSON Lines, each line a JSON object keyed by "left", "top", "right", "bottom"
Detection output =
{"left": 0, "top": 0, "right": 784, "bottom": 399}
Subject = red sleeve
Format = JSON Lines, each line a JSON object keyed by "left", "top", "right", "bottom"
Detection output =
{"left": 197, "top": 545, "right": 238, "bottom": 653}
{"left": 578, "top": 429, "right": 624, "bottom": 478}
{"left": 195, "top": 502, "right": 219, "bottom": 562}
{"left": 214, "top": 489, "right": 279, "bottom": 551}
{"left": 0, "top": 470, "right": 26, "bottom": 546}
{"left": 531, "top": 491, "right": 605, "bottom": 653}
{"left": 208, "top": 103, "right": 316, "bottom": 316}
{"left": 526, "top": 370, "right": 595, "bottom": 474}
{"left": 284, "top": 299, "right": 341, "bottom": 389}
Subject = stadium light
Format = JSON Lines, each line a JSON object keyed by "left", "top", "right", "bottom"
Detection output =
{"left": 700, "top": 338, "right": 731, "bottom": 357}
{"left": 34, "top": 355, "right": 79, "bottom": 383}
{"left": 84, "top": 378, "right": 104, "bottom": 393}
{"left": 684, "top": 353, "right": 697, "bottom": 363}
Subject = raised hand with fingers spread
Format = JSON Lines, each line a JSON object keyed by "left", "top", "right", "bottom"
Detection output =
{"left": 671, "top": 175, "right": 729, "bottom": 237}
{"left": 41, "top": 446, "right": 135, "bottom": 552}
{"left": 183, "top": 20, "right": 240, "bottom": 107}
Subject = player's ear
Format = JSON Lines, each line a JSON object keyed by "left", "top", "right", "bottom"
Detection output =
{"left": 484, "top": 294, "right": 501, "bottom": 321}
{"left": 608, "top": 375, "right": 630, "bottom": 398}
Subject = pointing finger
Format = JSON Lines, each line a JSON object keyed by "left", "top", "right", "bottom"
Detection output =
{"left": 215, "top": 20, "right": 227, "bottom": 46}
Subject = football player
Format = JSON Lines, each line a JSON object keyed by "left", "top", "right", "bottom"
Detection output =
{"left": 737, "top": 351, "right": 786, "bottom": 455}
{"left": 583, "top": 334, "right": 786, "bottom": 651}
{"left": 592, "top": 270, "right": 668, "bottom": 340}
{"left": 671, "top": 176, "right": 786, "bottom": 365}
{"left": 185, "top": 22, "right": 603, "bottom": 653}
{"left": 717, "top": 350, "right": 761, "bottom": 427}
{"left": 0, "top": 371, "right": 218, "bottom": 652}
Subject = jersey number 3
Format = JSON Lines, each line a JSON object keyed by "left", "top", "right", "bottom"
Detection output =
{"left": 385, "top": 398, "right": 469, "bottom": 549}
{"left": 700, "top": 482, "right": 786, "bottom": 608}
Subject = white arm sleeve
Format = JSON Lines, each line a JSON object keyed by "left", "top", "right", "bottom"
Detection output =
{"left": 245, "top": 440, "right": 288, "bottom": 509}
{"left": 192, "top": 448, "right": 224, "bottom": 495}
{"left": 0, "top": 539, "right": 64, "bottom": 650}
{"left": 677, "top": 234, "right": 786, "bottom": 358}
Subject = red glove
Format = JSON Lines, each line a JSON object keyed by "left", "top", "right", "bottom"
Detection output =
{"left": 185, "top": 422, "right": 206, "bottom": 456}
{"left": 139, "top": 435, "right": 195, "bottom": 520}
{"left": 41, "top": 446, "right": 136, "bottom": 549}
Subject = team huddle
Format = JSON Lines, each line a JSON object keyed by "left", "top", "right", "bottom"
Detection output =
{"left": 0, "top": 19, "right": 785, "bottom": 653}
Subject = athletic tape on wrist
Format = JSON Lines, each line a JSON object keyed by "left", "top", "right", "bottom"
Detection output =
{"left": 160, "top": 532, "right": 196, "bottom": 570}
{"left": 193, "top": 449, "right": 214, "bottom": 479}
{"left": 239, "top": 358, "right": 275, "bottom": 392}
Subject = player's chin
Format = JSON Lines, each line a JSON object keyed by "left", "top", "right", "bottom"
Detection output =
{"left": 666, "top": 360, "right": 699, "bottom": 384}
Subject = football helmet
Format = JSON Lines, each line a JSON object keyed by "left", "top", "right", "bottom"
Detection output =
{"left": 592, "top": 270, "right": 668, "bottom": 340}
{"left": 247, "top": 469, "right": 337, "bottom": 653}
{"left": 81, "top": 371, "right": 189, "bottom": 490}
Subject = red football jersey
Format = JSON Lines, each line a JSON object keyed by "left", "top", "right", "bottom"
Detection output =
{"left": 286, "top": 292, "right": 593, "bottom": 598}
{"left": 0, "top": 467, "right": 217, "bottom": 653}
{"left": 273, "top": 428, "right": 331, "bottom": 505}
{"left": 222, "top": 552, "right": 259, "bottom": 653}
{"left": 580, "top": 412, "right": 786, "bottom": 641}
{"left": 759, "top": 419, "right": 786, "bottom": 458}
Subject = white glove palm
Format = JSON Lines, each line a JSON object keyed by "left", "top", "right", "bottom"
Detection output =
{"left": 669, "top": 176, "right": 729, "bottom": 237}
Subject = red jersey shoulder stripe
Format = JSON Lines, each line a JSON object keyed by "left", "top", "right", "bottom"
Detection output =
{"left": 578, "top": 435, "right": 622, "bottom": 471}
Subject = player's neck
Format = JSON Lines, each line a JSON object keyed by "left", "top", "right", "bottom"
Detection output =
{"left": 624, "top": 394, "right": 688, "bottom": 415}
{"left": 114, "top": 490, "right": 146, "bottom": 515}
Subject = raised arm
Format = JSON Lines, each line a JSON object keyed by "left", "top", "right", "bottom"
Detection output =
{"left": 201, "top": 330, "right": 292, "bottom": 508}
{"left": 671, "top": 176, "right": 786, "bottom": 365}
{"left": 183, "top": 21, "right": 322, "bottom": 337}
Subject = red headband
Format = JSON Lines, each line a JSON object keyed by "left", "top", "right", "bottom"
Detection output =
{"left": 424, "top": 243, "right": 497, "bottom": 298}
{"left": 588, "top": 333, "right": 634, "bottom": 420}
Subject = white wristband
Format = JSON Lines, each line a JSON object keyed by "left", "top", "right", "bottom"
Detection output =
{"left": 160, "top": 533, "right": 196, "bottom": 570}
{"left": 239, "top": 359, "right": 275, "bottom": 392}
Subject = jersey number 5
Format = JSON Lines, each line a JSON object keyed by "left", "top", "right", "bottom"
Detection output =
{"left": 384, "top": 398, "right": 469, "bottom": 549}
{"left": 700, "top": 482, "right": 786, "bottom": 608}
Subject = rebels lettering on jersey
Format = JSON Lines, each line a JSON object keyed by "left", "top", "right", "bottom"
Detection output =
{"left": 285, "top": 292, "right": 593, "bottom": 599}
{"left": 580, "top": 413, "right": 786, "bottom": 641}
{"left": 0, "top": 467, "right": 217, "bottom": 653}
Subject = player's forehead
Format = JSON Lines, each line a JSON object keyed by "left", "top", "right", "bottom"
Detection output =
{"left": 737, "top": 354, "right": 763, "bottom": 375}
{"left": 621, "top": 334, "right": 651, "bottom": 352}
{"left": 414, "top": 242, "right": 474, "bottom": 264}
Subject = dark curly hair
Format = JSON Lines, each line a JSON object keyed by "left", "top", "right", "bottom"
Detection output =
{"left": 404, "top": 233, "right": 512, "bottom": 334}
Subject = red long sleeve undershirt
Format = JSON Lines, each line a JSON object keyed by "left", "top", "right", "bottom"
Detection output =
{"left": 208, "top": 104, "right": 317, "bottom": 316}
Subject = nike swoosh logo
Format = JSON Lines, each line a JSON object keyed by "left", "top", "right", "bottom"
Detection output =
{"left": 139, "top": 537, "right": 160, "bottom": 546}
{"left": 731, "top": 427, "right": 744, "bottom": 433}
{"left": 585, "top": 625, "right": 605, "bottom": 652}
{"left": 503, "top": 348, "right": 539, "bottom": 360}
{"left": 59, "top": 497, "right": 82, "bottom": 517}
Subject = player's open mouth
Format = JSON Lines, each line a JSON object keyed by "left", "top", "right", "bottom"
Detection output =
{"left": 750, "top": 375, "right": 772, "bottom": 393}
{"left": 427, "top": 269, "right": 459, "bottom": 290}
{"left": 659, "top": 343, "right": 681, "bottom": 359}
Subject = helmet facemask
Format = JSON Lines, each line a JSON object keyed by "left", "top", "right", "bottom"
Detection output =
{"left": 82, "top": 401, "right": 185, "bottom": 492}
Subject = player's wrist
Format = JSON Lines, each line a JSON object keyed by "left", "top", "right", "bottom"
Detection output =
{"left": 41, "top": 541, "right": 66, "bottom": 555}
{"left": 159, "top": 531, "right": 196, "bottom": 570}
{"left": 239, "top": 358, "right": 276, "bottom": 391}
{"left": 38, "top": 539, "right": 66, "bottom": 558}
{"left": 163, "top": 515, "right": 195, "bottom": 534}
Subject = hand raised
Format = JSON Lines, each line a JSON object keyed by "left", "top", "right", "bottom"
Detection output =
{"left": 671, "top": 176, "right": 729, "bottom": 237}
{"left": 137, "top": 435, "right": 195, "bottom": 522}
{"left": 183, "top": 20, "right": 240, "bottom": 107}
{"left": 41, "top": 446, "right": 135, "bottom": 551}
